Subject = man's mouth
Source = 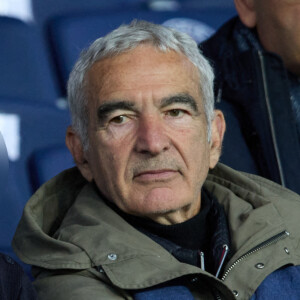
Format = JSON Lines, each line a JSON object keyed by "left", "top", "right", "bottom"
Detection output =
{"left": 134, "top": 169, "right": 178, "bottom": 182}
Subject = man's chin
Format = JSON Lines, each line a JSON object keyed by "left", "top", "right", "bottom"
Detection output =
{"left": 139, "top": 187, "right": 183, "bottom": 209}
{"left": 127, "top": 190, "right": 195, "bottom": 222}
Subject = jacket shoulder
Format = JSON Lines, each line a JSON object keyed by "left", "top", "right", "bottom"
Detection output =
{"left": 207, "top": 163, "right": 300, "bottom": 202}
{"left": 207, "top": 164, "right": 300, "bottom": 254}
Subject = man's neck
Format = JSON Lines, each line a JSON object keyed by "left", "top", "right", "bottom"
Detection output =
{"left": 108, "top": 190, "right": 212, "bottom": 250}
{"left": 147, "top": 200, "right": 201, "bottom": 225}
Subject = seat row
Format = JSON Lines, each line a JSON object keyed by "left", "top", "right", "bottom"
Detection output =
{"left": 0, "top": 7, "right": 236, "bottom": 103}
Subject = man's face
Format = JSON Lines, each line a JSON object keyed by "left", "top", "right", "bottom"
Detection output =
{"left": 254, "top": 0, "right": 300, "bottom": 75}
{"left": 74, "top": 45, "right": 222, "bottom": 224}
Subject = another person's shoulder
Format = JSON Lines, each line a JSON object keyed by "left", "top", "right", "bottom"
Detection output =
{"left": 200, "top": 16, "right": 240, "bottom": 61}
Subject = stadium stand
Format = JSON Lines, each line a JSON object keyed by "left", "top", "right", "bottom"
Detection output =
{"left": 31, "top": 0, "right": 145, "bottom": 26}
{"left": 0, "top": 132, "right": 30, "bottom": 273}
{"left": 217, "top": 101, "right": 260, "bottom": 174}
{"left": 31, "top": 0, "right": 236, "bottom": 24}
{"left": 0, "top": 0, "right": 33, "bottom": 22}
{"left": 0, "top": 17, "right": 62, "bottom": 104}
{"left": 0, "top": 98, "right": 70, "bottom": 201}
{"left": 0, "top": 167, "right": 25, "bottom": 265}
{"left": 29, "top": 144, "right": 74, "bottom": 191}
{"left": 47, "top": 8, "right": 236, "bottom": 92}
{"left": 0, "top": 98, "right": 69, "bottom": 273}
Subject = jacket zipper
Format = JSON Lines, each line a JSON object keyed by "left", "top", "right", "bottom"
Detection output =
{"left": 258, "top": 51, "right": 286, "bottom": 187}
{"left": 98, "top": 231, "right": 288, "bottom": 298}
{"left": 221, "top": 230, "right": 289, "bottom": 281}
{"left": 216, "top": 244, "right": 229, "bottom": 278}
{"left": 199, "top": 251, "right": 205, "bottom": 271}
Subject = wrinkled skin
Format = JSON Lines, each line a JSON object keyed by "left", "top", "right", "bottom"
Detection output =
{"left": 67, "top": 45, "right": 225, "bottom": 225}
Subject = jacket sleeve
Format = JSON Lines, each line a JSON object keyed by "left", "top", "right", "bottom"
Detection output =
{"left": 18, "top": 270, "right": 38, "bottom": 300}
{"left": 0, "top": 254, "right": 37, "bottom": 300}
{"left": 33, "top": 270, "right": 129, "bottom": 300}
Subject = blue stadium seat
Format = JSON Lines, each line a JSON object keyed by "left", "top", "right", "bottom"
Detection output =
{"left": 0, "top": 137, "right": 31, "bottom": 274}
{"left": 0, "top": 99, "right": 71, "bottom": 275}
{"left": 29, "top": 145, "right": 74, "bottom": 191}
{"left": 0, "top": 133, "right": 21, "bottom": 256}
{"left": 216, "top": 100, "right": 260, "bottom": 175}
{"left": 47, "top": 8, "right": 236, "bottom": 90}
{"left": 0, "top": 170, "right": 23, "bottom": 251}
{"left": 0, "top": 98, "right": 70, "bottom": 203}
{"left": 174, "top": 0, "right": 235, "bottom": 9}
{"left": 32, "top": 0, "right": 145, "bottom": 26}
{"left": 0, "top": 17, "right": 62, "bottom": 104}
{"left": 148, "top": 0, "right": 236, "bottom": 11}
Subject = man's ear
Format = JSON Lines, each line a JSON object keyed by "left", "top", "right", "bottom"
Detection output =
{"left": 209, "top": 110, "right": 226, "bottom": 169}
{"left": 234, "top": 0, "right": 257, "bottom": 28}
{"left": 65, "top": 126, "right": 94, "bottom": 182}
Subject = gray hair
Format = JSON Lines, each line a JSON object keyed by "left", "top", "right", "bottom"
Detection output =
{"left": 67, "top": 20, "right": 215, "bottom": 150}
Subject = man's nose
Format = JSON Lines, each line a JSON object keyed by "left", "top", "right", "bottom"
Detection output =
{"left": 134, "top": 115, "right": 170, "bottom": 155}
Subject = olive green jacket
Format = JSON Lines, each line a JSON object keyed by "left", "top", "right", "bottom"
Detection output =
{"left": 12, "top": 164, "right": 300, "bottom": 300}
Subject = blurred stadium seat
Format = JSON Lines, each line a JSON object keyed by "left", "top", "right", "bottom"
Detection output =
{"left": 29, "top": 144, "right": 74, "bottom": 191}
{"left": 32, "top": 0, "right": 146, "bottom": 26}
{"left": 0, "top": 135, "right": 31, "bottom": 274}
{"left": 216, "top": 101, "right": 260, "bottom": 175}
{"left": 149, "top": 0, "right": 235, "bottom": 10}
{"left": 0, "top": 98, "right": 70, "bottom": 203}
{"left": 0, "top": 17, "right": 63, "bottom": 105}
{"left": 31, "top": 0, "right": 236, "bottom": 25}
{"left": 47, "top": 8, "right": 236, "bottom": 92}
{"left": 0, "top": 98, "right": 70, "bottom": 274}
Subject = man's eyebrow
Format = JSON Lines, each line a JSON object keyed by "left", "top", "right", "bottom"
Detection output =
{"left": 160, "top": 93, "right": 199, "bottom": 113}
{"left": 96, "top": 94, "right": 199, "bottom": 121}
{"left": 97, "top": 101, "right": 136, "bottom": 120}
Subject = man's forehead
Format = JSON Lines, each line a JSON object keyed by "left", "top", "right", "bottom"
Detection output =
{"left": 85, "top": 45, "right": 200, "bottom": 103}
{"left": 89, "top": 44, "right": 189, "bottom": 66}
{"left": 88, "top": 45, "right": 197, "bottom": 77}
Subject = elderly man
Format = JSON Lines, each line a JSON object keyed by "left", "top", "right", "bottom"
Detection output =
{"left": 201, "top": 0, "right": 300, "bottom": 194}
{"left": 13, "top": 21, "right": 300, "bottom": 299}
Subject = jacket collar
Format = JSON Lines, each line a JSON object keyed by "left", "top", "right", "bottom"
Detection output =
{"left": 12, "top": 164, "right": 300, "bottom": 293}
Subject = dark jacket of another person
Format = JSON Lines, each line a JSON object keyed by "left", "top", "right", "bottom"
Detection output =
{"left": 0, "top": 253, "right": 37, "bottom": 300}
{"left": 200, "top": 17, "right": 300, "bottom": 195}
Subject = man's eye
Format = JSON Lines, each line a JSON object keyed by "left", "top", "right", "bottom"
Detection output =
{"left": 166, "top": 109, "right": 185, "bottom": 117}
{"left": 110, "top": 115, "right": 128, "bottom": 124}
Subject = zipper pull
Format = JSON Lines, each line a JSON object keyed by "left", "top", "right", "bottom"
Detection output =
{"left": 198, "top": 251, "right": 205, "bottom": 271}
{"left": 216, "top": 244, "right": 229, "bottom": 278}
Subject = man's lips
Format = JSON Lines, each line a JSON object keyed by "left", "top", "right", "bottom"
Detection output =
{"left": 134, "top": 169, "right": 178, "bottom": 181}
